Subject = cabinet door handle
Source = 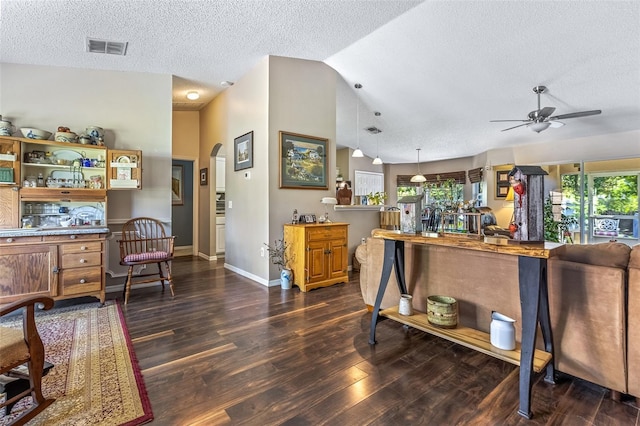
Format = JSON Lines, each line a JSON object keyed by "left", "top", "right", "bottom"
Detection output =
{"left": 70, "top": 235, "right": 77, "bottom": 239}
{"left": 80, "top": 279, "right": 86, "bottom": 284}
{"left": 53, "top": 266, "right": 59, "bottom": 273}
{"left": 81, "top": 246, "right": 87, "bottom": 250}
{"left": 80, "top": 258, "right": 86, "bottom": 263}
{"left": 6, "top": 238, "right": 13, "bottom": 243}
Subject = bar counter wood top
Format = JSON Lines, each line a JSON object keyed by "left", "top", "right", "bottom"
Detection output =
{"left": 371, "top": 229, "right": 565, "bottom": 259}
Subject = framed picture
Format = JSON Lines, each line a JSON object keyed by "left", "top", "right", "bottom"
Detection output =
{"left": 171, "top": 165, "right": 183, "bottom": 205}
{"left": 495, "top": 169, "right": 511, "bottom": 199}
{"left": 200, "top": 168, "right": 208, "bottom": 186}
{"left": 279, "top": 131, "right": 328, "bottom": 189}
{"left": 234, "top": 131, "right": 253, "bottom": 171}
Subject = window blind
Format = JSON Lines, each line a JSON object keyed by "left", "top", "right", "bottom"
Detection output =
{"left": 468, "top": 167, "right": 483, "bottom": 183}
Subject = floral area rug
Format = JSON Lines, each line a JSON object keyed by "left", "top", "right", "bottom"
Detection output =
{"left": 0, "top": 301, "right": 153, "bottom": 425}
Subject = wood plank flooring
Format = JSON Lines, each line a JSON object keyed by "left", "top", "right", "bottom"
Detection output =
{"left": 109, "top": 256, "right": 639, "bottom": 425}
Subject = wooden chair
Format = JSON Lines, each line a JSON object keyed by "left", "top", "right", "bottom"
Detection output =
{"left": 119, "top": 217, "right": 175, "bottom": 305}
{"left": 0, "top": 296, "right": 55, "bottom": 425}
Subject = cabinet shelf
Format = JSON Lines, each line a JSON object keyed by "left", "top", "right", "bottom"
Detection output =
{"left": 23, "top": 163, "right": 105, "bottom": 171}
{"left": 379, "top": 306, "right": 552, "bottom": 373}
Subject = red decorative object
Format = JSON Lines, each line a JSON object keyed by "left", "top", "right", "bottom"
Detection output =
{"left": 512, "top": 180, "right": 526, "bottom": 207}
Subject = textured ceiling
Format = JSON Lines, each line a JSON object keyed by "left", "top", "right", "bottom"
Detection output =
{"left": 1, "top": 0, "right": 639, "bottom": 164}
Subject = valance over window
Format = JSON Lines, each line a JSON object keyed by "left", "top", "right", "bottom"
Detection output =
{"left": 397, "top": 171, "right": 466, "bottom": 187}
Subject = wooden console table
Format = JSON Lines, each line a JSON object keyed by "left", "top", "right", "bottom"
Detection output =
{"left": 368, "top": 230, "right": 565, "bottom": 419}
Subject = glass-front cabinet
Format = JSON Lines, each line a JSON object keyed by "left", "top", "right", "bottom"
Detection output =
{"left": 0, "top": 135, "right": 141, "bottom": 229}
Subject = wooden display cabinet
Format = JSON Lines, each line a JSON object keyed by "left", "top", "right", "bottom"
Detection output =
{"left": 283, "top": 223, "right": 349, "bottom": 292}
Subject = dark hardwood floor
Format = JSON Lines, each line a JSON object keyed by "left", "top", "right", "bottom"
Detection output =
{"left": 110, "top": 256, "right": 639, "bottom": 425}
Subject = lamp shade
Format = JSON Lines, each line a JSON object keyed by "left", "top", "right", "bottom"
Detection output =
{"left": 372, "top": 156, "right": 383, "bottom": 165}
{"left": 352, "top": 148, "right": 364, "bottom": 158}
{"left": 410, "top": 174, "right": 427, "bottom": 183}
{"left": 505, "top": 186, "right": 515, "bottom": 201}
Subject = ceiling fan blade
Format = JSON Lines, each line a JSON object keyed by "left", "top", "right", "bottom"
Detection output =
{"left": 549, "top": 121, "right": 565, "bottom": 128}
{"left": 490, "top": 119, "right": 529, "bottom": 123}
{"left": 550, "top": 110, "right": 602, "bottom": 120}
{"left": 538, "top": 106, "right": 556, "bottom": 118}
{"left": 501, "top": 123, "right": 530, "bottom": 132}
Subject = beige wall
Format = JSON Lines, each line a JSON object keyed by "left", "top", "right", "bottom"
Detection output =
{"left": 172, "top": 111, "right": 200, "bottom": 158}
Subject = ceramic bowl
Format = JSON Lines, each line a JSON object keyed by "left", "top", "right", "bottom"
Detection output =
{"left": 54, "top": 131, "right": 78, "bottom": 143}
{"left": 85, "top": 126, "right": 104, "bottom": 140}
{"left": 21, "top": 127, "right": 52, "bottom": 140}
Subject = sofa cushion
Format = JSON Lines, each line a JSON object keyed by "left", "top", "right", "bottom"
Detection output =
{"left": 557, "top": 242, "right": 630, "bottom": 269}
{"left": 629, "top": 244, "right": 640, "bottom": 269}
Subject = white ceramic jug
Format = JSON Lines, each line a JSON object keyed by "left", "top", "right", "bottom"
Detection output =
{"left": 398, "top": 294, "right": 413, "bottom": 316}
{"left": 490, "top": 311, "right": 516, "bottom": 350}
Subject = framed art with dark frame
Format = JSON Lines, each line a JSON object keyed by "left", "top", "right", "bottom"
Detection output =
{"left": 234, "top": 131, "right": 253, "bottom": 171}
{"left": 171, "top": 165, "right": 183, "bottom": 205}
{"left": 279, "top": 131, "right": 328, "bottom": 189}
{"left": 200, "top": 168, "right": 208, "bottom": 186}
{"left": 495, "top": 169, "right": 511, "bottom": 199}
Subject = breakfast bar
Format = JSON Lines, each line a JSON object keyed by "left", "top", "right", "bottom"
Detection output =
{"left": 368, "top": 230, "right": 565, "bottom": 419}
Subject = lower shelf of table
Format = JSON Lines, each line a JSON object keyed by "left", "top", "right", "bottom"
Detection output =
{"left": 379, "top": 306, "right": 552, "bottom": 373}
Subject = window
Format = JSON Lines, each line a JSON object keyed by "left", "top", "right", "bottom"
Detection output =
{"left": 561, "top": 171, "right": 639, "bottom": 241}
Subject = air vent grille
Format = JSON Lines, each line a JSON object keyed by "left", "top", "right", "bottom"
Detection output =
{"left": 86, "top": 38, "right": 128, "bottom": 55}
{"left": 365, "top": 126, "right": 382, "bottom": 134}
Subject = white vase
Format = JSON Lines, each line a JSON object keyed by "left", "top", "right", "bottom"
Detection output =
{"left": 490, "top": 311, "right": 516, "bottom": 350}
{"left": 280, "top": 269, "right": 292, "bottom": 289}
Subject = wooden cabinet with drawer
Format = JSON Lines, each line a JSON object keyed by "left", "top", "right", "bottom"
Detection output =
{"left": 0, "top": 231, "right": 107, "bottom": 304}
{"left": 284, "top": 223, "right": 349, "bottom": 292}
{"left": 59, "top": 240, "right": 104, "bottom": 297}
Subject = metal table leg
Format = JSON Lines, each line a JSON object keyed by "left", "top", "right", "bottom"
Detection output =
{"left": 369, "top": 239, "right": 406, "bottom": 344}
{"left": 517, "top": 256, "right": 555, "bottom": 419}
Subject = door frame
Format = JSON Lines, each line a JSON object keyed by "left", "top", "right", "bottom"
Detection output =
{"left": 172, "top": 155, "right": 199, "bottom": 256}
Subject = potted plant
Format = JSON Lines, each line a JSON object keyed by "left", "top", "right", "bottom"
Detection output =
{"left": 264, "top": 239, "right": 294, "bottom": 289}
{"left": 367, "top": 191, "right": 387, "bottom": 206}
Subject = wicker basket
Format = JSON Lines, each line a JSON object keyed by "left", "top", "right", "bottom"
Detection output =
{"left": 427, "top": 295, "right": 458, "bottom": 328}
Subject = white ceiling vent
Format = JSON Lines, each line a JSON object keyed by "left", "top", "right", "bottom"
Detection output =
{"left": 86, "top": 38, "right": 128, "bottom": 55}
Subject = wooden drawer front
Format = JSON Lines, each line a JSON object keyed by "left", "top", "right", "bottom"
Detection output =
{"left": 306, "top": 226, "right": 347, "bottom": 242}
{"left": 60, "top": 267, "right": 102, "bottom": 295}
{"left": 62, "top": 251, "right": 102, "bottom": 269}
{"left": 61, "top": 241, "right": 102, "bottom": 255}
{"left": 43, "top": 233, "right": 104, "bottom": 243}
{"left": 0, "top": 235, "right": 43, "bottom": 245}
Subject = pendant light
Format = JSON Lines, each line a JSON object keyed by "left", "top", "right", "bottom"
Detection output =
{"left": 372, "top": 111, "right": 383, "bottom": 165}
{"left": 410, "top": 148, "right": 427, "bottom": 183}
{"left": 352, "top": 83, "right": 364, "bottom": 158}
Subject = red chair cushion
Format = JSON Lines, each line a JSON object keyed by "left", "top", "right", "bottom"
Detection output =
{"left": 124, "top": 251, "right": 169, "bottom": 262}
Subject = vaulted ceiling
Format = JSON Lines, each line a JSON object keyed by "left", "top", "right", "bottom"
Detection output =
{"left": 2, "top": 1, "right": 639, "bottom": 164}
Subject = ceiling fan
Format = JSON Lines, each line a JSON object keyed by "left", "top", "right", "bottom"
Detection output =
{"left": 491, "top": 85, "right": 602, "bottom": 133}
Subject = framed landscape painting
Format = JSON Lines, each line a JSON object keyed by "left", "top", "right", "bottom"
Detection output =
{"left": 171, "top": 165, "right": 183, "bottom": 205}
{"left": 234, "top": 131, "right": 253, "bottom": 171}
{"left": 279, "top": 131, "right": 328, "bottom": 189}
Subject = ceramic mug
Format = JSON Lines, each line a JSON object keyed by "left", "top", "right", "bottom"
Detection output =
{"left": 0, "top": 120, "right": 15, "bottom": 136}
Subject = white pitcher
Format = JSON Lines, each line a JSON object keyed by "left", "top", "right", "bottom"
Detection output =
{"left": 490, "top": 311, "right": 516, "bottom": 350}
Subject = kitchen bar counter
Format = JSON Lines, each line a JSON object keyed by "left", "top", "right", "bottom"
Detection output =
{"left": 0, "top": 227, "right": 110, "bottom": 304}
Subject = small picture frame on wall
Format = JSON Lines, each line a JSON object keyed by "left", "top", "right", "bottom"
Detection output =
{"left": 234, "top": 131, "right": 254, "bottom": 171}
{"left": 200, "top": 168, "right": 208, "bottom": 186}
{"left": 495, "top": 169, "right": 511, "bottom": 199}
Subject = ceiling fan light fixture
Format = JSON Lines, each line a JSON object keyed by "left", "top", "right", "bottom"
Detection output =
{"left": 529, "top": 121, "right": 551, "bottom": 133}
{"left": 186, "top": 91, "right": 200, "bottom": 100}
